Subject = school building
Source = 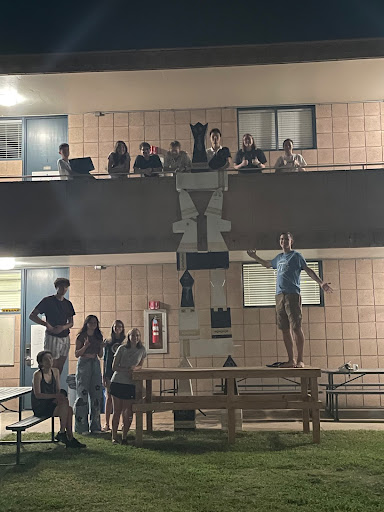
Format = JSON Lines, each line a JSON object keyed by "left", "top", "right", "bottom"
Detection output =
{"left": 1, "top": 37, "right": 384, "bottom": 410}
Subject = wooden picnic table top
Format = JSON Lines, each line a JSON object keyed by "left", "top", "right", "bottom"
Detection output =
{"left": 132, "top": 367, "right": 321, "bottom": 381}
{"left": 0, "top": 387, "right": 32, "bottom": 403}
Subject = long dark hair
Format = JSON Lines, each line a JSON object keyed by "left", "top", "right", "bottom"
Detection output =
{"left": 242, "top": 133, "right": 256, "bottom": 152}
{"left": 112, "top": 141, "right": 128, "bottom": 166}
{"left": 122, "top": 328, "right": 143, "bottom": 349}
{"left": 36, "top": 350, "right": 52, "bottom": 370}
{"left": 109, "top": 320, "right": 125, "bottom": 343}
{"left": 78, "top": 315, "right": 103, "bottom": 341}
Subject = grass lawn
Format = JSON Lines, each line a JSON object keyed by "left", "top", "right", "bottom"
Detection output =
{"left": 1, "top": 430, "right": 384, "bottom": 512}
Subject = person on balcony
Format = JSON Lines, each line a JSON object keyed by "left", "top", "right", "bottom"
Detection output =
{"left": 274, "top": 138, "right": 307, "bottom": 173}
{"left": 164, "top": 141, "right": 192, "bottom": 173}
{"left": 234, "top": 133, "right": 267, "bottom": 173}
{"left": 247, "top": 232, "right": 332, "bottom": 368}
{"left": 57, "top": 143, "right": 76, "bottom": 180}
{"left": 133, "top": 142, "right": 163, "bottom": 177}
{"left": 206, "top": 128, "right": 232, "bottom": 170}
{"left": 107, "top": 141, "right": 131, "bottom": 179}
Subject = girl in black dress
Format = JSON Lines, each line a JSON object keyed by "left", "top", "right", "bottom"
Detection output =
{"left": 32, "top": 350, "right": 85, "bottom": 448}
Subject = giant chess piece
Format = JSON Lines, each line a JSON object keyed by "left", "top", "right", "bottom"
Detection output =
{"left": 190, "top": 122, "right": 208, "bottom": 165}
{"left": 180, "top": 270, "right": 195, "bottom": 307}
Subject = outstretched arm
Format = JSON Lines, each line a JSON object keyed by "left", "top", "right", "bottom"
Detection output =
{"left": 304, "top": 265, "right": 333, "bottom": 292}
{"left": 247, "top": 250, "right": 272, "bottom": 269}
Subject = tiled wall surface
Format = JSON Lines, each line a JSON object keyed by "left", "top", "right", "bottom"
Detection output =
{"left": 67, "top": 101, "right": 384, "bottom": 174}
{"left": 0, "top": 315, "right": 21, "bottom": 408}
{"left": 68, "top": 109, "right": 238, "bottom": 175}
{"left": 0, "top": 160, "right": 22, "bottom": 178}
{"left": 2, "top": 259, "right": 384, "bottom": 408}
{"left": 67, "top": 259, "right": 384, "bottom": 407}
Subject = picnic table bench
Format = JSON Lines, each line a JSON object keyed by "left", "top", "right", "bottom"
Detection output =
{"left": 323, "top": 369, "right": 384, "bottom": 421}
{"left": 0, "top": 387, "right": 56, "bottom": 465}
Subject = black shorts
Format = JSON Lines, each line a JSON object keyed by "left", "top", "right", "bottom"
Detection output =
{"left": 32, "top": 399, "right": 57, "bottom": 418}
{"left": 110, "top": 382, "right": 136, "bottom": 400}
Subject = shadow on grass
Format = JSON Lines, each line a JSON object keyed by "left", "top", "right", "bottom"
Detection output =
{"left": 0, "top": 429, "right": 314, "bottom": 468}
{"left": 132, "top": 429, "right": 313, "bottom": 454}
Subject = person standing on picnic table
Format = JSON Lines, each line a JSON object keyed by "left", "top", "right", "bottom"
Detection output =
{"left": 247, "top": 232, "right": 332, "bottom": 368}
{"left": 29, "top": 277, "right": 75, "bottom": 375}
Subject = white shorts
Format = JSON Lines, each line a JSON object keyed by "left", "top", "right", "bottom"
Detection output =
{"left": 44, "top": 333, "right": 70, "bottom": 359}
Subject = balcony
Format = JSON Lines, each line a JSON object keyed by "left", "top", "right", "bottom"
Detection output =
{"left": 0, "top": 167, "right": 383, "bottom": 258}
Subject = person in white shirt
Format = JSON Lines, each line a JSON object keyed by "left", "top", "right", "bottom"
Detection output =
{"left": 274, "top": 139, "right": 307, "bottom": 173}
{"left": 57, "top": 143, "right": 74, "bottom": 180}
{"left": 206, "top": 128, "right": 231, "bottom": 170}
{"left": 164, "top": 141, "right": 192, "bottom": 173}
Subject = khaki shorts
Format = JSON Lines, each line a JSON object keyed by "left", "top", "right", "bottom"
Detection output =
{"left": 275, "top": 293, "right": 302, "bottom": 331}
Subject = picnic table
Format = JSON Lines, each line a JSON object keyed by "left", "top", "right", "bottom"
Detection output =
{"left": 323, "top": 368, "right": 384, "bottom": 421}
{"left": 132, "top": 366, "right": 322, "bottom": 446}
{"left": 0, "top": 387, "right": 32, "bottom": 420}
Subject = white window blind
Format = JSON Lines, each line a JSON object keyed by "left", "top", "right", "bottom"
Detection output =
{"left": 0, "top": 120, "right": 22, "bottom": 159}
{"left": 243, "top": 261, "right": 322, "bottom": 307}
{"left": 0, "top": 271, "right": 21, "bottom": 310}
{"left": 238, "top": 106, "right": 314, "bottom": 151}
{"left": 238, "top": 109, "right": 276, "bottom": 150}
{"left": 277, "top": 108, "right": 314, "bottom": 149}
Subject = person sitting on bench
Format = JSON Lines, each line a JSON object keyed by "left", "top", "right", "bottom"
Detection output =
{"left": 32, "top": 350, "right": 85, "bottom": 449}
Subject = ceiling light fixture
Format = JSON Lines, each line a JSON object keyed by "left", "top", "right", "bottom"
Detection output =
{"left": 0, "top": 257, "right": 16, "bottom": 270}
{"left": 0, "top": 88, "right": 25, "bottom": 107}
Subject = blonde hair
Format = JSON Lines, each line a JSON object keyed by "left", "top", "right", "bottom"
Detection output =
{"left": 122, "top": 328, "right": 143, "bottom": 349}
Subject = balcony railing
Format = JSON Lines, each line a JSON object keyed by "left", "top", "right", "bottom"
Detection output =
{"left": 0, "top": 162, "right": 383, "bottom": 182}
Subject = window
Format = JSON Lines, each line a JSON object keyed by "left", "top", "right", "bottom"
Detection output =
{"left": 0, "top": 271, "right": 22, "bottom": 311}
{"left": 237, "top": 106, "right": 315, "bottom": 151}
{"left": 0, "top": 119, "right": 22, "bottom": 159}
{"left": 243, "top": 261, "right": 322, "bottom": 307}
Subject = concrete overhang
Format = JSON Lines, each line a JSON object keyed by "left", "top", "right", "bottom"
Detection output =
{"left": 1, "top": 38, "right": 384, "bottom": 75}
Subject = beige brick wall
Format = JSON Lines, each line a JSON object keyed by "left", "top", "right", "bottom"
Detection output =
{"left": 67, "top": 101, "right": 384, "bottom": 174}
{"left": 69, "top": 259, "right": 384, "bottom": 406}
{"left": 0, "top": 315, "right": 21, "bottom": 406}
{"left": 68, "top": 108, "right": 238, "bottom": 175}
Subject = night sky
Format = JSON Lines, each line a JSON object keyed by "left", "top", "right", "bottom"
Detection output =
{"left": 1, "top": 0, "right": 384, "bottom": 55}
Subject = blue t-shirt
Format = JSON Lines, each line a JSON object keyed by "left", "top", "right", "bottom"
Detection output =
{"left": 271, "top": 250, "right": 307, "bottom": 295}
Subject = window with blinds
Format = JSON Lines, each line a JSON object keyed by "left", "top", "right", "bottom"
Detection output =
{"left": 243, "top": 261, "right": 322, "bottom": 307}
{"left": 0, "top": 119, "right": 22, "bottom": 159}
{"left": 238, "top": 106, "right": 315, "bottom": 151}
{"left": 0, "top": 271, "right": 22, "bottom": 311}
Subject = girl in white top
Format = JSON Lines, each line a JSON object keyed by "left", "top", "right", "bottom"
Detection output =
{"left": 274, "top": 138, "right": 307, "bottom": 173}
{"left": 110, "top": 328, "right": 146, "bottom": 444}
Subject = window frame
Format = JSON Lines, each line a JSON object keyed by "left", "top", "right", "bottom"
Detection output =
{"left": 242, "top": 260, "right": 324, "bottom": 308}
{"left": 237, "top": 105, "right": 317, "bottom": 152}
{"left": 0, "top": 117, "right": 24, "bottom": 161}
{"left": 0, "top": 269, "right": 22, "bottom": 315}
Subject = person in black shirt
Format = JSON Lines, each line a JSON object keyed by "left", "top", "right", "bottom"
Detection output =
{"left": 29, "top": 277, "right": 75, "bottom": 375}
{"left": 133, "top": 142, "right": 163, "bottom": 177}
{"left": 102, "top": 320, "right": 125, "bottom": 432}
{"left": 234, "top": 133, "right": 267, "bottom": 173}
